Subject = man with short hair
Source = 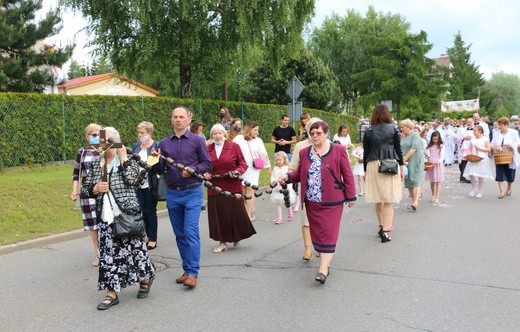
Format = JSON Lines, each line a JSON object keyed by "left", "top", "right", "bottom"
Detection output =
{"left": 154, "top": 106, "right": 213, "bottom": 288}
{"left": 441, "top": 117, "right": 456, "bottom": 165}
{"left": 271, "top": 114, "right": 296, "bottom": 160}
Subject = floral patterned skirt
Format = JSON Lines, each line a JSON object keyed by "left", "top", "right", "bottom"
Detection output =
{"left": 97, "top": 220, "right": 156, "bottom": 292}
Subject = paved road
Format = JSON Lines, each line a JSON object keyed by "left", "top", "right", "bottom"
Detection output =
{"left": 1, "top": 165, "right": 519, "bottom": 331}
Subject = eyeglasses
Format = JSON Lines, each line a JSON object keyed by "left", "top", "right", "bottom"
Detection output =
{"left": 90, "top": 133, "right": 99, "bottom": 137}
{"left": 310, "top": 131, "right": 325, "bottom": 136}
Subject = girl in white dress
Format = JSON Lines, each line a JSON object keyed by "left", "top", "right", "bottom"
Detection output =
{"left": 351, "top": 142, "right": 365, "bottom": 196}
{"left": 463, "top": 125, "right": 494, "bottom": 198}
{"left": 270, "top": 152, "right": 297, "bottom": 224}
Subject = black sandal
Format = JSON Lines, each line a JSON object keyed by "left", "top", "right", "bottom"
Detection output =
{"left": 97, "top": 294, "right": 119, "bottom": 310}
{"left": 137, "top": 278, "right": 154, "bottom": 299}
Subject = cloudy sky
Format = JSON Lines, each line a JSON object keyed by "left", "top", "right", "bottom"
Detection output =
{"left": 43, "top": 0, "right": 520, "bottom": 79}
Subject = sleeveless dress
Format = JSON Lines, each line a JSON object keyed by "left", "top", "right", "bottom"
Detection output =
{"left": 463, "top": 137, "right": 494, "bottom": 180}
{"left": 425, "top": 145, "right": 445, "bottom": 182}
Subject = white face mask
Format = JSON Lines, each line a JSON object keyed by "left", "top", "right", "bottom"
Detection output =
{"left": 139, "top": 134, "right": 150, "bottom": 144}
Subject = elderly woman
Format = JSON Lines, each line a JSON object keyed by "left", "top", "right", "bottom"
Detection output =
{"left": 363, "top": 105, "right": 404, "bottom": 243}
{"left": 278, "top": 121, "right": 357, "bottom": 285}
{"left": 132, "top": 121, "right": 159, "bottom": 250}
{"left": 288, "top": 117, "right": 322, "bottom": 261}
{"left": 70, "top": 123, "right": 101, "bottom": 267}
{"left": 82, "top": 127, "right": 155, "bottom": 310}
{"left": 490, "top": 117, "right": 520, "bottom": 198}
{"left": 233, "top": 121, "right": 271, "bottom": 220}
{"left": 400, "top": 118, "right": 425, "bottom": 211}
{"left": 204, "top": 124, "right": 256, "bottom": 252}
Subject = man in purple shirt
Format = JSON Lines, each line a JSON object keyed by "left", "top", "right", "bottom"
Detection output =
{"left": 155, "top": 106, "right": 212, "bottom": 288}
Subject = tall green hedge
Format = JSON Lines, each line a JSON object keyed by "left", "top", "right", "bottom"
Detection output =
{"left": 0, "top": 93, "right": 358, "bottom": 169}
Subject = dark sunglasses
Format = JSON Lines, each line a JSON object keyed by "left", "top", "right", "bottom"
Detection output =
{"left": 90, "top": 133, "right": 99, "bottom": 137}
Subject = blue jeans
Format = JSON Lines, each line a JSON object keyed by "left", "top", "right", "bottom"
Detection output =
{"left": 137, "top": 188, "right": 158, "bottom": 241}
{"left": 166, "top": 185, "right": 203, "bottom": 277}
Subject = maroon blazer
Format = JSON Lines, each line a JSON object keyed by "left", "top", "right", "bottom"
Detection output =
{"left": 206, "top": 141, "right": 248, "bottom": 196}
{"left": 288, "top": 143, "right": 357, "bottom": 206}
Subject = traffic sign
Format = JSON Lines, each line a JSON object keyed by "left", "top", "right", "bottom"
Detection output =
{"left": 286, "top": 76, "right": 304, "bottom": 100}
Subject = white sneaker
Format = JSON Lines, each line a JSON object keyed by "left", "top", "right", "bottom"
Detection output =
{"left": 476, "top": 192, "right": 483, "bottom": 198}
{"left": 469, "top": 191, "right": 475, "bottom": 197}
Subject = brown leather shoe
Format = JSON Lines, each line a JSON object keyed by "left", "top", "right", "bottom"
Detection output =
{"left": 176, "top": 273, "right": 188, "bottom": 284}
{"left": 183, "top": 275, "right": 197, "bottom": 288}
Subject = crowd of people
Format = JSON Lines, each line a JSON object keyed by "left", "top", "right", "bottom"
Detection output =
{"left": 70, "top": 104, "right": 520, "bottom": 309}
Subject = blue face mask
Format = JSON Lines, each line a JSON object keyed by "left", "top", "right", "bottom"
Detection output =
{"left": 90, "top": 135, "right": 100, "bottom": 144}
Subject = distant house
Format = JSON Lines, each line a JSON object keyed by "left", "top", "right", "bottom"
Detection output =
{"left": 58, "top": 73, "right": 159, "bottom": 97}
{"left": 433, "top": 54, "right": 453, "bottom": 70}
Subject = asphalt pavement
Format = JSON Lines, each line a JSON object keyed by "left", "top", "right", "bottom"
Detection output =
{"left": 1, "top": 165, "right": 519, "bottom": 331}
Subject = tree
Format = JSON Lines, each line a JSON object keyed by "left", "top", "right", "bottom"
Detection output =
{"left": 67, "top": 56, "right": 114, "bottom": 80}
{"left": 63, "top": 0, "right": 315, "bottom": 99}
{"left": 243, "top": 48, "right": 343, "bottom": 112}
{"left": 0, "top": 0, "right": 73, "bottom": 92}
{"left": 480, "top": 72, "right": 520, "bottom": 119}
{"left": 348, "top": 7, "right": 434, "bottom": 119}
{"left": 309, "top": 7, "right": 437, "bottom": 119}
{"left": 446, "top": 32, "right": 485, "bottom": 101}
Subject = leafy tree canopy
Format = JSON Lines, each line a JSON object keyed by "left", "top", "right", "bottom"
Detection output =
{"left": 63, "top": 0, "right": 315, "bottom": 99}
{"left": 446, "top": 31, "right": 485, "bottom": 101}
{"left": 0, "top": 0, "right": 73, "bottom": 92}
{"left": 243, "top": 48, "right": 343, "bottom": 113}
{"left": 480, "top": 72, "right": 520, "bottom": 119}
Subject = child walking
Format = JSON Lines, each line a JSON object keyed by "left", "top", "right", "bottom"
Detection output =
{"left": 351, "top": 142, "right": 365, "bottom": 196}
{"left": 463, "top": 125, "right": 494, "bottom": 198}
{"left": 425, "top": 130, "right": 445, "bottom": 205}
{"left": 270, "top": 151, "right": 297, "bottom": 224}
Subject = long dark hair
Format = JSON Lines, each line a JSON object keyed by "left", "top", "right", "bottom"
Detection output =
{"left": 370, "top": 104, "right": 392, "bottom": 125}
{"left": 427, "top": 130, "right": 443, "bottom": 149}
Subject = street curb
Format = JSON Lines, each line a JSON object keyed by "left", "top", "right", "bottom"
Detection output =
{"left": 0, "top": 210, "right": 170, "bottom": 256}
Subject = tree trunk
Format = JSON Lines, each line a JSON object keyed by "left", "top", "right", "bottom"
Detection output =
{"left": 221, "top": 81, "right": 228, "bottom": 101}
{"left": 180, "top": 60, "right": 192, "bottom": 99}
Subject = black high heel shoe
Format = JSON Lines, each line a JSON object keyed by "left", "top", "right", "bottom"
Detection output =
{"left": 381, "top": 231, "right": 391, "bottom": 243}
{"left": 378, "top": 226, "right": 383, "bottom": 238}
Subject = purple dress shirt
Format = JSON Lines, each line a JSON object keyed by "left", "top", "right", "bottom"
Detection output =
{"left": 157, "top": 130, "right": 212, "bottom": 187}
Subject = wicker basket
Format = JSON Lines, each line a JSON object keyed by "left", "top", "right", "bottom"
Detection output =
{"left": 465, "top": 154, "right": 483, "bottom": 162}
{"left": 493, "top": 151, "right": 513, "bottom": 165}
{"left": 424, "top": 162, "right": 434, "bottom": 171}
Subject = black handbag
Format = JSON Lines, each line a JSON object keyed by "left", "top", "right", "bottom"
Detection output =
{"left": 150, "top": 172, "right": 167, "bottom": 201}
{"left": 378, "top": 159, "right": 399, "bottom": 175}
{"left": 112, "top": 212, "right": 146, "bottom": 239}
{"left": 107, "top": 194, "right": 146, "bottom": 239}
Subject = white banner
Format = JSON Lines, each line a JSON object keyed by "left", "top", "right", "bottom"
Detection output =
{"left": 440, "top": 99, "right": 479, "bottom": 113}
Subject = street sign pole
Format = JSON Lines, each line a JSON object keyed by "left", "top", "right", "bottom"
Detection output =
{"left": 286, "top": 76, "right": 304, "bottom": 129}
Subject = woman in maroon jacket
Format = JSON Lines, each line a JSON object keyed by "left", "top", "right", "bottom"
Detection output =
{"left": 204, "top": 124, "right": 256, "bottom": 253}
{"left": 278, "top": 121, "right": 357, "bottom": 284}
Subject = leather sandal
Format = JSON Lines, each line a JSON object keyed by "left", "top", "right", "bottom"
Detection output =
{"left": 97, "top": 294, "right": 119, "bottom": 310}
{"left": 137, "top": 279, "right": 153, "bottom": 299}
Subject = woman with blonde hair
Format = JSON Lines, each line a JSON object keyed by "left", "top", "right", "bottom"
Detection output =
{"left": 70, "top": 123, "right": 102, "bottom": 267}
{"left": 400, "top": 118, "right": 425, "bottom": 211}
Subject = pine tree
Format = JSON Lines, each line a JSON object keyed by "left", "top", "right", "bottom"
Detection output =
{"left": 0, "top": 0, "right": 73, "bottom": 92}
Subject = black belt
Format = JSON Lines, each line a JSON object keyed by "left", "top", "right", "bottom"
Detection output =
{"left": 168, "top": 182, "right": 201, "bottom": 191}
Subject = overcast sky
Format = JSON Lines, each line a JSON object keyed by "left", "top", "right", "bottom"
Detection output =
{"left": 43, "top": 0, "right": 520, "bottom": 79}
